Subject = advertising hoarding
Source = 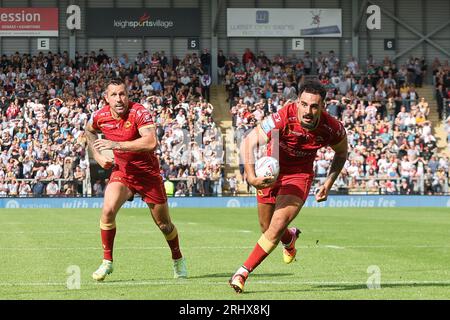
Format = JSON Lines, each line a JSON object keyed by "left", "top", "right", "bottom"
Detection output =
{"left": 0, "top": 8, "right": 58, "bottom": 37}
{"left": 227, "top": 8, "right": 342, "bottom": 37}
{"left": 86, "top": 8, "right": 200, "bottom": 37}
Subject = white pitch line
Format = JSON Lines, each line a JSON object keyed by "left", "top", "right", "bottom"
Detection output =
{"left": 340, "top": 245, "right": 450, "bottom": 249}
{"left": 0, "top": 221, "right": 228, "bottom": 225}
{"left": 2, "top": 244, "right": 450, "bottom": 251}
{"left": 324, "top": 245, "right": 345, "bottom": 249}
{"left": 2, "top": 280, "right": 450, "bottom": 287}
{"left": 0, "top": 246, "right": 257, "bottom": 251}
{"left": 0, "top": 230, "right": 254, "bottom": 234}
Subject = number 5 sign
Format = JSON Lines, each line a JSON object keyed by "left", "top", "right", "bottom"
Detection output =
{"left": 384, "top": 39, "right": 395, "bottom": 50}
{"left": 188, "top": 38, "right": 199, "bottom": 50}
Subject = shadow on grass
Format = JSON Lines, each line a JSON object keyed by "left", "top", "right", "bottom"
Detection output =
{"left": 314, "top": 282, "right": 450, "bottom": 291}
{"left": 189, "top": 272, "right": 294, "bottom": 279}
{"left": 244, "top": 282, "right": 450, "bottom": 295}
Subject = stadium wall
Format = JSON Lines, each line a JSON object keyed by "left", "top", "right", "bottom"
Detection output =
{"left": 1, "top": 0, "right": 449, "bottom": 72}
{"left": 0, "top": 196, "right": 449, "bottom": 209}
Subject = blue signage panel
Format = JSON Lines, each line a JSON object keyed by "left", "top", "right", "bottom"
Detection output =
{"left": 0, "top": 196, "right": 448, "bottom": 209}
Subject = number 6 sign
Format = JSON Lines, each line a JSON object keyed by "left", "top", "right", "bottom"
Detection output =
{"left": 384, "top": 39, "right": 395, "bottom": 50}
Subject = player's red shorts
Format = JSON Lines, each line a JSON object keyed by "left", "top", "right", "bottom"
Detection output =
{"left": 256, "top": 173, "right": 314, "bottom": 204}
{"left": 109, "top": 170, "right": 167, "bottom": 204}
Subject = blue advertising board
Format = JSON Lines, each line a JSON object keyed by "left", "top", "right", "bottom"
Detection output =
{"left": 0, "top": 196, "right": 448, "bottom": 209}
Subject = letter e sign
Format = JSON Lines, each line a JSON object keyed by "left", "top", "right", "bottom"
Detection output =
{"left": 38, "top": 38, "right": 50, "bottom": 50}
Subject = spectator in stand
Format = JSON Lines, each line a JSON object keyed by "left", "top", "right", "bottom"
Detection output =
{"left": 200, "top": 73, "right": 211, "bottom": 102}
{"left": 5, "top": 48, "right": 226, "bottom": 198}
{"left": 227, "top": 49, "right": 448, "bottom": 195}
{"left": 73, "top": 165, "right": 85, "bottom": 195}
{"left": 436, "top": 84, "right": 446, "bottom": 120}
{"left": 228, "top": 175, "right": 238, "bottom": 196}
{"left": 446, "top": 117, "right": 450, "bottom": 150}
{"left": 93, "top": 179, "right": 104, "bottom": 196}
{"left": 1, "top": 49, "right": 446, "bottom": 198}
{"left": 217, "top": 50, "right": 227, "bottom": 84}
{"left": 242, "top": 48, "right": 255, "bottom": 66}
{"left": 46, "top": 179, "right": 60, "bottom": 196}
{"left": 303, "top": 51, "right": 313, "bottom": 75}
{"left": 200, "top": 49, "right": 211, "bottom": 75}
{"left": 31, "top": 179, "right": 45, "bottom": 197}
{"left": 18, "top": 180, "right": 32, "bottom": 197}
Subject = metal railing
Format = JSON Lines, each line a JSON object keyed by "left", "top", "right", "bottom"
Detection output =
{"left": 163, "top": 177, "right": 225, "bottom": 197}
{"left": 84, "top": 152, "right": 92, "bottom": 197}
{"left": 1, "top": 175, "right": 448, "bottom": 197}
{"left": 0, "top": 178, "right": 87, "bottom": 197}
{"left": 313, "top": 176, "right": 449, "bottom": 196}
{"left": 233, "top": 176, "right": 449, "bottom": 196}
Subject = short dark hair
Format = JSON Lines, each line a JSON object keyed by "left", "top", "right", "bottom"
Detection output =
{"left": 104, "top": 78, "right": 127, "bottom": 96}
{"left": 106, "top": 77, "right": 125, "bottom": 88}
{"left": 299, "top": 80, "right": 326, "bottom": 102}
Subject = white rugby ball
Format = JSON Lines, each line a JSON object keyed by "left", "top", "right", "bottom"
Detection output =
{"left": 255, "top": 156, "right": 280, "bottom": 178}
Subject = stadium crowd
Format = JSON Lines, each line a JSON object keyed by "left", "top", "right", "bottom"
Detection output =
{"left": 0, "top": 49, "right": 224, "bottom": 197}
{"left": 225, "top": 48, "right": 450, "bottom": 195}
{"left": 0, "top": 47, "right": 449, "bottom": 198}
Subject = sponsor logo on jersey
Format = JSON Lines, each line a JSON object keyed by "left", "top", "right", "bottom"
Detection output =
{"left": 287, "top": 129, "right": 305, "bottom": 137}
{"left": 272, "top": 113, "right": 282, "bottom": 122}
{"left": 287, "top": 124, "right": 308, "bottom": 138}
{"left": 279, "top": 141, "right": 315, "bottom": 157}
{"left": 100, "top": 123, "right": 115, "bottom": 128}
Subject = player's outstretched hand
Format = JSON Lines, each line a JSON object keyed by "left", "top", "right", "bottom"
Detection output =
{"left": 315, "top": 185, "right": 330, "bottom": 202}
{"left": 248, "top": 176, "right": 276, "bottom": 190}
{"left": 96, "top": 154, "right": 114, "bottom": 170}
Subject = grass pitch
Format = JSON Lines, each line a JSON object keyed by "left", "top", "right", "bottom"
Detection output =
{"left": 0, "top": 206, "right": 449, "bottom": 299}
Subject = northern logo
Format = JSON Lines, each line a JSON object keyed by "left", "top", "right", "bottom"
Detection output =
{"left": 227, "top": 199, "right": 241, "bottom": 208}
{"left": 5, "top": 200, "right": 20, "bottom": 209}
{"left": 256, "top": 10, "right": 269, "bottom": 24}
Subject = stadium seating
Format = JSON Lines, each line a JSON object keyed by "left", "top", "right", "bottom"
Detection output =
{"left": 0, "top": 49, "right": 448, "bottom": 197}
{"left": 224, "top": 49, "right": 449, "bottom": 195}
{"left": 0, "top": 50, "right": 224, "bottom": 197}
